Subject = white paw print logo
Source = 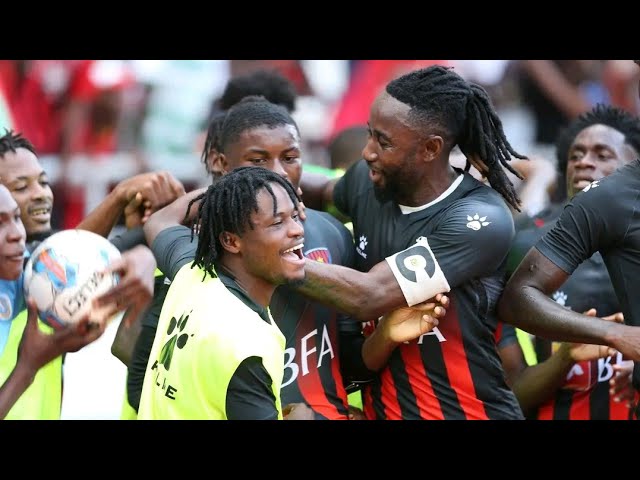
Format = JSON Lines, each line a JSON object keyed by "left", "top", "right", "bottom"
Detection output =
{"left": 358, "top": 235, "right": 368, "bottom": 251}
{"left": 552, "top": 291, "right": 567, "bottom": 306}
{"left": 582, "top": 180, "right": 600, "bottom": 192}
{"left": 466, "top": 214, "right": 490, "bottom": 231}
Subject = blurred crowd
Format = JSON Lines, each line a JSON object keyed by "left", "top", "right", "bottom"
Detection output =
{"left": 1, "top": 60, "right": 637, "bottom": 231}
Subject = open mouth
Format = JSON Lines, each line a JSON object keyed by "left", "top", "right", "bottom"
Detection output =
{"left": 573, "top": 178, "right": 594, "bottom": 189}
{"left": 282, "top": 243, "right": 304, "bottom": 261}
{"left": 29, "top": 205, "right": 52, "bottom": 221}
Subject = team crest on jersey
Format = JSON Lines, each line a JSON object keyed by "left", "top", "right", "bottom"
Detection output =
{"left": 305, "top": 247, "right": 332, "bottom": 264}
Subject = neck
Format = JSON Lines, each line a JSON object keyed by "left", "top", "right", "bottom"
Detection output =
{"left": 399, "top": 163, "right": 460, "bottom": 207}
{"left": 27, "top": 230, "right": 53, "bottom": 244}
{"left": 218, "top": 257, "right": 275, "bottom": 309}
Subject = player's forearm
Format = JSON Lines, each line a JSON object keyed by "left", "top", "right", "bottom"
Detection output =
{"left": 111, "top": 316, "right": 143, "bottom": 367}
{"left": 143, "top": 188, "right": 206, "bottom": 246}
{"left": 511, "top": 343, "right": 574, "bottom": 414}
{"left": 0, "top": 363, "right": 36, "bottom": 419}
{"left": 500, "top": 285, "right": 617, "bottom": 345}
{"left": 297, "top": 260, "right": 405, "bottom": 321}
{"left": 361, "top": 325, "right": 399, "bottom": 372}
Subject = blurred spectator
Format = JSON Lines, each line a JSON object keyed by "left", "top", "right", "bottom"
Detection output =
{"left": 603, "top": 60, "right": 640, "bottom": 114}
{"left": 0, "top": 60, "right": 136, "bottom": 230}
{"left": 517, "top": 60, "right": 606, "bottom": 158}
{"left": 327, "top": 125, "right": 368, "bottom": 173}
{"left": 130, "top": 60, "right": 229, "bottom": 162}
{"left": 0, "top": 76, "right": 14, "bottom": 131}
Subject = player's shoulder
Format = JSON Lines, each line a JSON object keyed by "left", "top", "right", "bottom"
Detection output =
{"left": 304, "top": 208, "right": 350, "bottom": 235}
{"left": 447, "top": 182, "right": 513, "bottom": 225}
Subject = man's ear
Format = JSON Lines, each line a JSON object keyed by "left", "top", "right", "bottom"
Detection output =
{"left": 420, "top": 135, "right": 444, "bottom": 163}
{"left": 208, "top": 151, "right": 228, "bottom": 176}
{"left": 219, "top": 231, "right": 241, "bottom": 254}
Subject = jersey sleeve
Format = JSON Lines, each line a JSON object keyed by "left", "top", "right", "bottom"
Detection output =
{"left": 386, "top": 197, "right": 514, "bottom": 306}
{"left": 497, "top": 323, "right": 518, "bottom": 350}
{"left": 151, "top": 226, "right": 198, "bottom": 281}
{"left": 429, "top": 198, "right": 514, "bottom": 287}
{"left": 321, "top": 211, "right": 356, "bottom": 268}
{"left": 108, "top": 227, "right": 146, "bottom": 253}
{"left": 226, "top": 356, "right": 279, "bottom": 420}
{"left": 333, "top": 160, "right": 368, "bottom": 219}
{"left": 536, "top": 183, "right": 629, "bottom": 274}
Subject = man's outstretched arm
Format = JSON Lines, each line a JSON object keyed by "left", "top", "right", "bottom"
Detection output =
{"left": 498, "top": 247, "right": 628, "bottom": 349}
{"left": 298, "top": 259, "right": 409, "bottom": 321}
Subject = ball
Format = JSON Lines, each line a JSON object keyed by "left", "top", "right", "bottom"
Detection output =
{"left": 23, "top": 229, "right": 122, "bottom": 329}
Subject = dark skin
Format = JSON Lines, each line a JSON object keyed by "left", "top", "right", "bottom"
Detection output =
{"left": 498, "top": 60, "right": 640, "bottom": 362}
{"left": 499, "top": 120, "right": 638, "bottom": 412}
{"left": 498, "top": 250, "right": 640, "bottom": 358}
{"left": 297, "top": 91, "right": 457, "bottom": 320}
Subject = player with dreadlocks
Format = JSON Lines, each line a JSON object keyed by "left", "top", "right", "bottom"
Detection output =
{"left": 294, "top": 65, "right": 526, "bottom": 419}
{"left": 138, "top": 167, "right": 308, "bottom": 419}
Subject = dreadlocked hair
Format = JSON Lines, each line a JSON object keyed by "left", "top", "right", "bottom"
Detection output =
{"left": 386, "top": 65, "right": 527, "bottom": 210}
{"left": 217, "top": 95, "right": 299, "bottom": 154}
{"left": 0, "top": 129, "right": 37, "bottom": 158}
{"left": 188, "top": 166, "right": 300, "bottom": 279}
{"left": 555, "top": 103, "right": 640, "bottom": 176}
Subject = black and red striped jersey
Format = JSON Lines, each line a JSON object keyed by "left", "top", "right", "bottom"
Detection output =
{"left": 335, "top": 160, "right": 523, "bottom": 420}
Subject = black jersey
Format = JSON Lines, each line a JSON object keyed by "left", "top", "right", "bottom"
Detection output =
{"left": 140, "top": 209, "right": 365, "bottom": 420}
{"left": 537, "top": 159, "right": 640, "bottom": 391}
{"left": 334, "top": 160, "right": 523, "bottom": 420}
{"left": 508, "top": 218, "right": 631, "bottom": 420}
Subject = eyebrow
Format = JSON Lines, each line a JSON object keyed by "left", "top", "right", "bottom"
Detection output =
{"left": 12, "top": 172, "right": 47, "bottom": 181}
{"left": 367, "top": 122, "right": 390, "bottom": 142}
{"left": 244, "top": 146, "right": 300, "bottom": 155}
{"left": 0, "top": 207, "right": 20, "bottom": 218}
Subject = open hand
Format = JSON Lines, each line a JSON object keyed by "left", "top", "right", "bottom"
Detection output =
{"left": 92, "top": 245, "right": 156, "bottom": 327}
{"left": 379, "top": 294, "right": 448, "bottom": 344}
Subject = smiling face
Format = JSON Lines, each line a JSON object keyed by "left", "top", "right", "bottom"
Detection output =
{"left": 236, "top": 183, "right": 305, "bottom": 287}
{"left": 565, "top": 124, "right": 637, "bottom": 198}
{"left": 0, "top": 185, "right": 27, "bottom": 280}
{"left": 362, "top": 92, "right": 424, "bottom": 203}
{"left": 0, "top": 148, "right": 54, "bottom": 236}
{"left": 220, "top": 124, "right": 302, "bottom": 191}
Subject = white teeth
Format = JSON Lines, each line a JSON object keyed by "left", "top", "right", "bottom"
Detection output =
{"left": 31, "top": 208, "right": 50, "bottom": 215}
{"left": 284, "top": 243, "right": 304, "bottom": 254}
